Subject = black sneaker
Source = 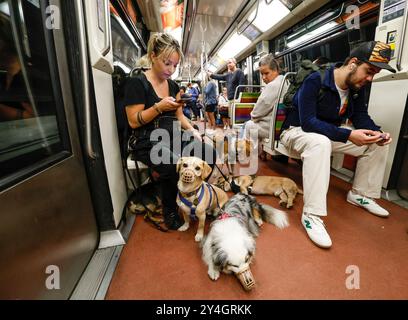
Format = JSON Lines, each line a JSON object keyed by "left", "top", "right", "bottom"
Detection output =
{"left": 164, "top": 211, "right": 183, "bottom": 230}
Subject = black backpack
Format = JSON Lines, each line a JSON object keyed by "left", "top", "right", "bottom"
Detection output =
{"left": 283, "top": 59, "right": 329, "bottom": 110}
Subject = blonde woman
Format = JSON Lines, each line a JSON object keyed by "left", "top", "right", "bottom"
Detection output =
{"left": 124, "top": 33, "right": 214, "bottom": 230}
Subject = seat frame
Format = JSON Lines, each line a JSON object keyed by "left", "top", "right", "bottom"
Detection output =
{"left": 261, "top": 72, "right": 301, "bottom": 159}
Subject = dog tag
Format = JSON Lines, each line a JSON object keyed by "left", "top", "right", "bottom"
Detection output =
{"left": 193, "top": 198, "right": 199, "bottom": 206}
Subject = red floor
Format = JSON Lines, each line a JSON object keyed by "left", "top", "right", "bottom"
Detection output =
{"left": 107, "top": 128, "right": 408, "bottom": 300}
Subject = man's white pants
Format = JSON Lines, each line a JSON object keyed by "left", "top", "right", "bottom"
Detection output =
{"left": 280, "top": 127, "right": 389, "bottom": 216}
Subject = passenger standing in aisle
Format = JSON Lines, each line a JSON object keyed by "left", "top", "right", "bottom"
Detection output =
{"left": 204, "top": 78, "right": 218, "bottom": 132}
{"left": 280, "top": 41, "right": 395, "bottom": 248}
{"left": 208, "top": 58, "right": 246, "bottom": 126}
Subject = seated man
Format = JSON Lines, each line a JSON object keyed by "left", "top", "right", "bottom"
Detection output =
{"left": 243, "top": 54, "right": 283, "bottom": 145}
{"left": 280, "top": 41, "right": 395, "bottom": 248}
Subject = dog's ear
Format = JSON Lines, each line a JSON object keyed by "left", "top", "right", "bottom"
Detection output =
{"left": 176, "top": 157, "right": 185, "bottom": 173}
{"left": 201, "top": 160, "right": 212, "bottom": 180}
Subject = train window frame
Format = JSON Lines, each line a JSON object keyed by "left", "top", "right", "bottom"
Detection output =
{"left": 0, "top": 0, "right": 72, "bottom": 191}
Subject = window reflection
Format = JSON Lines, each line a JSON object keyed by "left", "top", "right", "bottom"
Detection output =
{"left": 0, "top": 0, "right": 65, "bottom": 179}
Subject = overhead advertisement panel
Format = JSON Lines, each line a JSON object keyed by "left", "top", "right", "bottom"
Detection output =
{"left": 160, "top": 0, "right": 184, "bottom": 44}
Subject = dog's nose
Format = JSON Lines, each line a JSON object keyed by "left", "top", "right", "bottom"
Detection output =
{"left": 181, "top": 170, "right": 195, "bottom": 183}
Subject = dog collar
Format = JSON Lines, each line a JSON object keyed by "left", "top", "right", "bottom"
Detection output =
{"left": 217, "top": 212, "right": 234, "bottom": 220}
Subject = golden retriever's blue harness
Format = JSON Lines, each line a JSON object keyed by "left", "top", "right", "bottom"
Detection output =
{"left": 179, "top": 182, "right": 219, "bottom": 221}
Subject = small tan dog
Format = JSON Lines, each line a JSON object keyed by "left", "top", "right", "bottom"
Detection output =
{"left": 176, "top": 157, "right": 229, "bottom": 242}
{"left": 218, "top": 175, "right": 303, "bottom": 209}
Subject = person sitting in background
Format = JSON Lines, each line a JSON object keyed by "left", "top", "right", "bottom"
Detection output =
{"left": 179, "top": 86, "right": 192, "bottom": 119}
{"left": 217, "top": 87, "right": 229, "bottom": 130}
{"left": 0, "top": 25, "right": 34, "bottom": 122}
{"left": 280, "top": 41, "right": 395, "bottom": 248}
{"left": 242, "top": 54, "right": 283, "bottom": 145}
{"left": 186, "top": 82, "right": 199, "bottom": 120}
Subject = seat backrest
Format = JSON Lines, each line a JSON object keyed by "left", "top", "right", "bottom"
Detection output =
{"left": 231, "top": 90, "right": 262, "bottom": 128}
{"left": 267, "top": 72, "right": 295, "bottom": 146}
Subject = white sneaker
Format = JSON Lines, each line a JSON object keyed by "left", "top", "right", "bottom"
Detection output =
{"left": 347, "top": 191, "right": 389, "bottom": 217}
{"left": 301, "top": 213, "right": 332, "bottom": 248}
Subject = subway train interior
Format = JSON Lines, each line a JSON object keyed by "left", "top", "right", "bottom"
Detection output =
{"left": 0, "top": 0, "right": 408, "bottom": 300}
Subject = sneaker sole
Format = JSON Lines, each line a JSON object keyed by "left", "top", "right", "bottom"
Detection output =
{"left": 304, "top": 232, "right": 332, "bottom": 249}
{"left": 302, "top": 221, "right": 332, "bottom": 249}
{"left": 346, "top": 199, "right": 389, "bottom": 218}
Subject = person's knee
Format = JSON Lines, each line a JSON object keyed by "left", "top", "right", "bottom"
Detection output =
{"left": 311, "top": 134, "right": 331, "bottom": 151}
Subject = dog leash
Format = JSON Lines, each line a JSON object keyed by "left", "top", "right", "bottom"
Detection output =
{"left": 214, "top": 163, "right": 241, "bottom": 194}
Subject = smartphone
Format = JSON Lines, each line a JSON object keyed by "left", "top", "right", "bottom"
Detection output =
{"left": 176, "top": 97, "right": 192, "bottom": 103}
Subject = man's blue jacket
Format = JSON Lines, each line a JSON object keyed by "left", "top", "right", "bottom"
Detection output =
{"left": 282, "top": 63, "right": 381, "bottom": 143}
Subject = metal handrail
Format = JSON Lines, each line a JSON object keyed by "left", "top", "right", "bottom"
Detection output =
{"left": 75, "top": 0, "right": 96, "bottom": 159}
{"left": 267, "top": 72, "right": 295, "bottom": 148}
{"left": 101, "top": 0, "right": 112, "bottom": 57}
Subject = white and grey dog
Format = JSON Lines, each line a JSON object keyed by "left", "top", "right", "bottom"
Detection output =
{"left": 202, "top": 193, "right": 289, "bottom": 283}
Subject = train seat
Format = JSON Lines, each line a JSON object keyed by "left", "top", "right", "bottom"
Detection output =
{"left": 231, "top": 91, "right": 262, "bottom": 128}
{"left": 261, "top": 72, "right": 301, "bottom": 159}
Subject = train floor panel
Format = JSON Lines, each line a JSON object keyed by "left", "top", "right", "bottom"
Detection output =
{"left": 106, "top": 129, "right": 408, "bottom": 299}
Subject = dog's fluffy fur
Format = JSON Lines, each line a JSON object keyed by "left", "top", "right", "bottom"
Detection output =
{"left": 216, "top": 175, "right": 303, "bottom": 208}
{"left": 202, "top": 193, "right": 289, "bottom": 282}
{"left": 176, "top": 157, "right": 229, "bottom": 242}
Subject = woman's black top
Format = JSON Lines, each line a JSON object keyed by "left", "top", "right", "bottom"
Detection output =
{"left": 124, "top": 72, "right": 180, "bottom": 151}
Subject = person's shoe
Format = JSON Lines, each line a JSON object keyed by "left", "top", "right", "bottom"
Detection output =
{"left": 346, "top": 191, "right": 389, "bottom": 217}
{"left": 301, "top": 213, "right": 332, "bottom": 248}
{"left": 164, "top": 211, "right": 183, "bottom": 230}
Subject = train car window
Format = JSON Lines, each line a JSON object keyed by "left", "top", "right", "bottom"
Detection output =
{"left": 110, "top": 12, "right": 141, "bottom": 157}
{"left": 0, "top": 1, "right": 68, "bottom": 181}
{"left": 111, "top": 14, "right": 140, "bottom": 71}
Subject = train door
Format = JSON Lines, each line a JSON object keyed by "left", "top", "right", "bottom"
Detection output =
{"left": 82, "top": 0, "right": 128, "bottom": 229}
{"left": 0, "top": 0, "right": 98, "bottom": 299}
{"left": 368, "top": 0, "right": 408, "bottom": 194}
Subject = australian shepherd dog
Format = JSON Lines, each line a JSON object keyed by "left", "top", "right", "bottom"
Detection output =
{"left": 201, "top": 193, "right": 289, "bottom": 290}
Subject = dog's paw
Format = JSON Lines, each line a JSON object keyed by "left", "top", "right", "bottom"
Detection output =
{"left": 208, "top": 269, "right": 220, "bottom": 281}
{"left": 255, "top": 219, "right": 263, "bottom": 227}
{"left": 178, "top": 223, "right": 190, "bottom": 232}
{"left": 195, "top": 233, "right": 204, "bottom": 242}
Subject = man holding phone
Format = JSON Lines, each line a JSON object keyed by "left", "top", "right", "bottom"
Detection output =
{"left": 280, "top": 41, "right": 395, "bottom": 249}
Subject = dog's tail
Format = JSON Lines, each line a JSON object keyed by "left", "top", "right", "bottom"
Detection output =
{"left": 260, "top": 204, "right": 289, "bottom": 229}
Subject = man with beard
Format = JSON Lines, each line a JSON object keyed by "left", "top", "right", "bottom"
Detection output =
{"left": 280, "top": 41, "right": 396, "bottom": 249}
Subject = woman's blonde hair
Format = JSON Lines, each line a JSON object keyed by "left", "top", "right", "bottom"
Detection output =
{"left": 147, "top": 33, "right": 183, "bottom": 63}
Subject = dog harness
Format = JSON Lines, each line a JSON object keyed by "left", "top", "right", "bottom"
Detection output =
{"left": 178, "top": 182, "right": 219, "bottom": 221}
